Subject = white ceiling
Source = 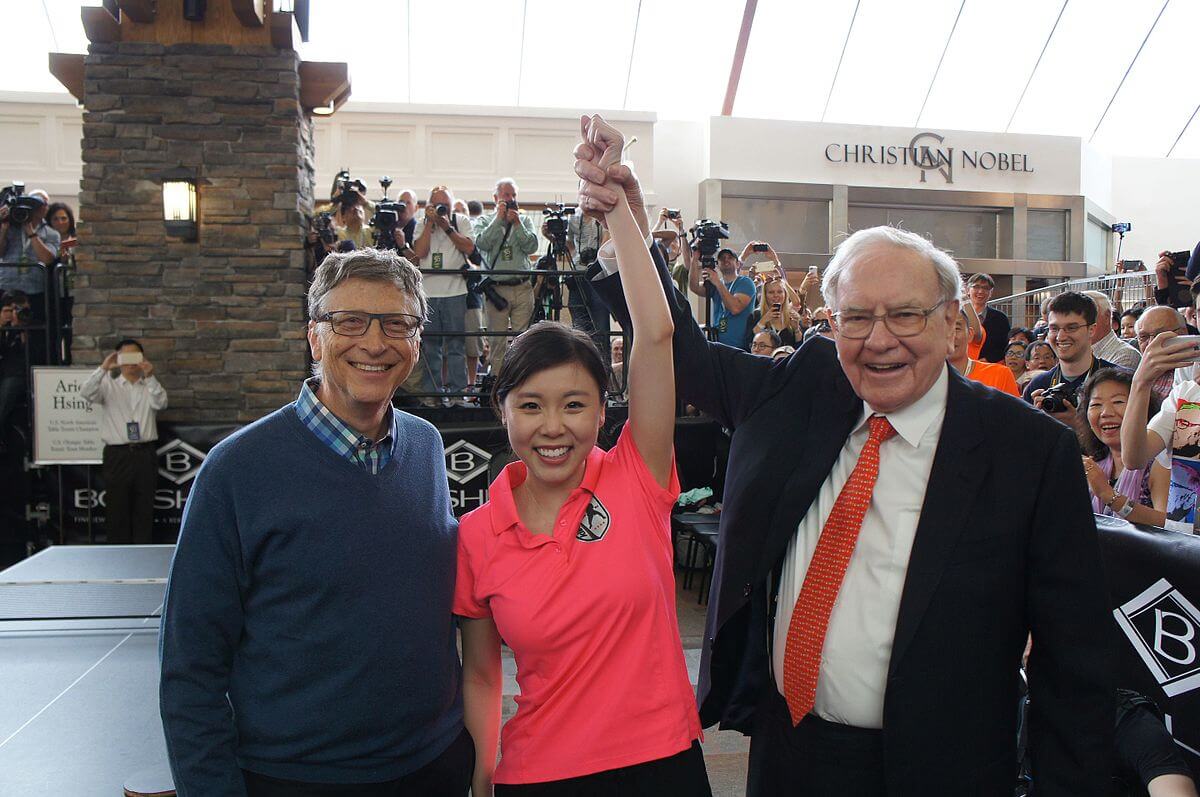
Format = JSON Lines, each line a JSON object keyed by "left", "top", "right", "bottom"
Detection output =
{"left": 7, "top": 0, "right": 1200, "bottom": 158}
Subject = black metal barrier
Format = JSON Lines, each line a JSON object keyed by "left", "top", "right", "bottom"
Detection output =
{"left": 0, "top": 411, "right": 720, "bottom": 559}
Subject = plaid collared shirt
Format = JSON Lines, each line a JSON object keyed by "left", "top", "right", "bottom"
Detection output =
{"left": 295, "top": 379, "right": 396, "bottom": 475}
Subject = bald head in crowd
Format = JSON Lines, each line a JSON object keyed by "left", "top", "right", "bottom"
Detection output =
{"left": 1135, "top": 305, "right": 1188, "bottom": 352}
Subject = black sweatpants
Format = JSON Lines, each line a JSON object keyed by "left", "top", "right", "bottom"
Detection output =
{"left": 494, "top": 740, "right": 711, "bottom": 797}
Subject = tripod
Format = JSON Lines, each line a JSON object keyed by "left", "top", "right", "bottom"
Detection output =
{"left": 534, "top": 234, "right": 573, "bottom": 323}
{"left": 699, "top": 254, "right": 718, "bottom": 342}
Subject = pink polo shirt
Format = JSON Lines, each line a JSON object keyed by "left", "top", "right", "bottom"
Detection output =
{"left": 453, "top": 424, "right": 702, "bottom": 784}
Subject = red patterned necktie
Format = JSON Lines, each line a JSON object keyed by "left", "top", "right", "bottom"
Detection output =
{"left": 783, "top": 414, "right": 898, "bottom": 725}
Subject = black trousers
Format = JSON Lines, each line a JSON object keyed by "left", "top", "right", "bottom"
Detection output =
{"left": 747, "top": 690, "right": 886, "bottom": 797}
{"left": 101, "top": 442, "right": 157, "bottom": 544}
{"left": 242, "top": 727, "right": 475, "bottom": 797}
{"left": 494, "top": 740, "right": 711, "bottom": 797}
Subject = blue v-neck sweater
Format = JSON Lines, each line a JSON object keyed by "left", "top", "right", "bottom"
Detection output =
{"left": 159, "top": 404, "right": 463, "bottom": 796}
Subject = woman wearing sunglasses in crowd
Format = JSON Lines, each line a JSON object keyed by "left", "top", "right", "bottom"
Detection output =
{"left": 455, "top": 115, "right": 709, "bottom": 796}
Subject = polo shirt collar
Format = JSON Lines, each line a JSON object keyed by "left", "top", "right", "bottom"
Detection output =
{"left": 488, "top": 444, "right": 605, "bottom": 536}
{"left": 853, "top": 363, "right": 949, "bottom": 449}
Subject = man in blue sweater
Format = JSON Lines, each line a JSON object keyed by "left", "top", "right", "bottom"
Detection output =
{"left": 159, "top": 248, "right": 471, "bottom": 796}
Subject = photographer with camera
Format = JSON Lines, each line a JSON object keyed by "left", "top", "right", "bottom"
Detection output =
{"left": 1152, "top": 245, "right": 1200, "bottom": 308}
{"left": 476, "top": 178, "right": 539, "bottom": 370}
{"left": 0, "top": 291, "right": 32, "bottom": 453}
{"left": 80, "top": 339, "right": 168, "bottom": 544}
{"left": 686, "top": 243, "right": 755, "bottom": 349}
{"left": 1, "top": 186, "right": 59, "bottom": 327}
{"left": 411, "top": 186, "right": 477, "bottom": 405}
{"left": 1024, "top": 292, "right": 1123, "bottom": 430}
{"left": 557, "top": 205, "right": 611, "bottom": 360}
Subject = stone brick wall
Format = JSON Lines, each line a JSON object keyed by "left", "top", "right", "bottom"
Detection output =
{"left": 74, "top": 42, "right": 315, "bottom": 424}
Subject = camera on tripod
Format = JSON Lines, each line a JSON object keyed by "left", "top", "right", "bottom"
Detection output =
{"left": 0, "top": 182, "right": 47, "bottom": 227}
{"left": 542, "top": 203, "right": 575, "bottom": 243}
{"left": 369, "top": 176, "right": 408, "bottom": 251}
{"left": 690, "top": 219, "right": 730, "bottom": 267}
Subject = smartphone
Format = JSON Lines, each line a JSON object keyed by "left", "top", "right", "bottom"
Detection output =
{"left": 117, "top": 352, "right": 144, "bottom": 366}
{"left": 772, "top": 302, "right": 782, "bottom": 312}
{"left": 752, "top": 243, "right": 769, "bottom": 253}
{"left": 1171, "top": 335, "right": 1200, "bottom": 349}
{"left": 1117, "top": 259, "right": 1143, "bottom": 273}
{"left": 753, "top": 261, "right": 776, "bottom": 275}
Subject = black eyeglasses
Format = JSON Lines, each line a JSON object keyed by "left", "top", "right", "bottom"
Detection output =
{"left": 315, "top": 311, "right": 422, "bottom": 339}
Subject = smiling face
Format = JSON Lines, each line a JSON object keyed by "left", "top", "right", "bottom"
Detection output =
{"left": 1120, "top": 314, "right": 1137, "bottom": 340}
{"left": 501, "top": 361, "right": 605, "bottom": 493}
{"left": 307, "top": 278, "right": 421, "bottom": 427}
{"left": 765, "top": 281, "right": 786, "bottom": 307}
{"left": 968, "top": 279, "right": 992, "bottom": 308}
{"left": 49, "top": 208, "right": 72, "bottom": 236}
{"left": 832, "top": 243, "right": 957, "bottom": 414}
{"left": 950, "top": 314, "right": 970, "bottom": 363}
{"left": 1087, "top": 379, "right": 1129, "bottom": 452}
{"left": 1047, "top": 310, "right": 1094, "bottom": 365}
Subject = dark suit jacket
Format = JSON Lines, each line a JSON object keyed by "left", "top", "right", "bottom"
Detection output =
{"left": 980, "top": 306, "right": 1011, "bottom": 363}
{"left": 593, "top": 249, "right": 1114, "bottom": 795}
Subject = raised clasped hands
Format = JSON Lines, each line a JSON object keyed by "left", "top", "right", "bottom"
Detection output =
{"left": 574, "top": 114, "right": 649, "bottom": 238}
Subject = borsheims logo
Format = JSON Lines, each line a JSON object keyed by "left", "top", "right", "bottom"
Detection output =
{"left": 156, "top": 439, "right": 206, "bottom": 485}
{"left": 1115, "top": 578, "right": 1200, "bottom": 697}
{"left": 444, "top": 440, "right": 491, "bottom": 484}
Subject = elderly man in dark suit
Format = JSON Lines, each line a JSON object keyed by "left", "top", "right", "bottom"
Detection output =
{"left": 574, "top": 117, "right": 1112, "bottom": 796}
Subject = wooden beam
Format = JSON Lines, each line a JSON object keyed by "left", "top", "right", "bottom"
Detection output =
{"left": 270, "top": 9, "right": 302, "bottom": 49}
{"left": 231, "top": 0, "right": 265, "bottom": 28}
{"left": 48, "top": 52, "right": 86, "bottom": 103}
{"left": 299, "top": 61, "right": 351, "bottom": 110}
{"left": 116, "top": 0, "right": 156, "bottom": 24}
{"left": 721, "top": 0, "right": 758, "bottom": 116}
{"left": 83, "top": 4, "right": 123, "bottom": 43}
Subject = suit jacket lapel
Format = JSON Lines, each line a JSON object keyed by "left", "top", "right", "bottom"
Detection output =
{"left": 889, "top": 370, "right": 987, "bottom": 672}
{"left": 756, "top": 369, "right": 862, "bottom": 580}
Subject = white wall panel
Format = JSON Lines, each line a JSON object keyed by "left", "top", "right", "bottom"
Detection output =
{"left": 427, "top": 129, "right": 497, "bottom": 176}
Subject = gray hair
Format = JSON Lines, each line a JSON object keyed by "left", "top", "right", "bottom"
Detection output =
{"left": 307, "top": 248, "right": 428, "bottom": 378}
{"left": 821, "top": 226, "right": 963, "bottom": 310}
{"left": 494, "top": 177, "right": 518, "bottom": 194}
{"left": 1082, "top": 290, "right": 1111, "bottom": 316}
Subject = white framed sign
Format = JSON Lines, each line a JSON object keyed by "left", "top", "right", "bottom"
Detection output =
{"left": 32, "top": 366, "right": 103, "bottom": 465}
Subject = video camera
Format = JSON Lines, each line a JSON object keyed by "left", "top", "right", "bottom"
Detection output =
{"left": 369, "top": 176, "right": 408, "bottom": 251}
{"left": 331, "top": 169, "right": 368, "bottom": 212}
{"left": 312, "top": 211, "right": 336, "bottom": 246}
{"left": 690, "top": 219, "right": 730, "bottom": 268}
{"left": 0, "top": 182, "right": 46, "bottom": 227}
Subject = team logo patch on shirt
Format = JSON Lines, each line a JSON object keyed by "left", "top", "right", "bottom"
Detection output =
{"left": 576, "top": 496, "right": 610, "bottom": 542}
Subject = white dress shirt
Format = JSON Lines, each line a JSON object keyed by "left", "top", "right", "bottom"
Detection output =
{"left": 80, "top": 367, "right": 168, "bottom": 445}
{"left": 772, "top": 366, "right": 948, "bottom": 729}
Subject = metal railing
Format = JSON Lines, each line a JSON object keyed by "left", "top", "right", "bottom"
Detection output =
{"left": 988, "top": 272, "right": 1157, "bottom": 329}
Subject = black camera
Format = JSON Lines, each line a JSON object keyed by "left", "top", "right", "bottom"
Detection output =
{"left": 542, "top": 203, "right": 575, "bottom": 244}
{"left": 470, "top": 275, "right": 509, "bottom": 312}
{"left": 666, "top": 209, "right": 681, "bottom": 220}
{"left": 313, "top": 211, "right": 336, "bottom": 246}
{"left": 332, "top": 169, "right": 367, "bottom": 211}
{"left": 1040, "top": 382, "right": 1077, "bottom": 414}
{"left": 436, "top": 204, "right": 449, "bottom": 217}
{"left": 0, "top": 182, "right": 46, "bottom": 227}
{"left": 368, "top": 176, "right": 408, "bottom": 251}
{"left": 691, "top": 219, "right": 730, "bottom": 267}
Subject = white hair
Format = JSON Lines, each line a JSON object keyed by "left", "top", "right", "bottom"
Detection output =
{"left": 821, "top": 226, "right": 963, "bottom": 310}
{"left": 1082, "top": 290, "right": 1111, "bottom": 316}
{"left": 494, "top": 177, "right": 518, "bottom": 194}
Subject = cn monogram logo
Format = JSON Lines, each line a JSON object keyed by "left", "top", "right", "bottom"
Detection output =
{"left": 156, "top": 439, "right": 207, "bottom": 485}
{"left": 1115, "top": 578, "right": 1200, "bottom": 697}
{"left": 444, "top": 439, "right": 492, "bottom": 485}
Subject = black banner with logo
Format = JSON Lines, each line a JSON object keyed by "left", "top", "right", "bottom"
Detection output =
{"left": 1100, "top": 515, "right": 1200, "bottom": 778}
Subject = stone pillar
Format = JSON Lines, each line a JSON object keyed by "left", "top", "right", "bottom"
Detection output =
{"left": 74, "top": 43, "right": 315, "bottom": 424}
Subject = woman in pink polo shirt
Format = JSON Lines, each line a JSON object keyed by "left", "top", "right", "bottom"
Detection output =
{"left": 455, "top": 115, "right": 709, "bottom": 795}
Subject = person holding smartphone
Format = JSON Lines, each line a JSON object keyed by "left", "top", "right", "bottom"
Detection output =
{"left": 80, "top": 339, "right": 168, "bottom": 544}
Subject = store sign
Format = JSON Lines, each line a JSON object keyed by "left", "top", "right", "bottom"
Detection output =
{"left": 823, "top": 131, "right": 1034, "bottom": 185}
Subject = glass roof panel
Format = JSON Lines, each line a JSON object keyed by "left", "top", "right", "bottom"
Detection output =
{"left": 916, "top": 0, "right": 1064, "bottom": 133}
{"left": 732, "top": 0, "right": 859, "bottom": 122}
{"left": 1006, "top": 0, "right": 1163, "bottom": 139}
{"left": 820, "top": 0, "right": 966, "bottom": 127}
